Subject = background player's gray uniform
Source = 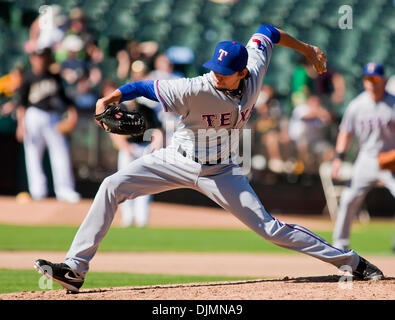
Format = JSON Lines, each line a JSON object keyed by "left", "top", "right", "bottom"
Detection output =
{"left": 333, "top": 91, "right": 395, "bottom": 250}
{"left": 64, "top": 32, "right": 360, "bottom": 277}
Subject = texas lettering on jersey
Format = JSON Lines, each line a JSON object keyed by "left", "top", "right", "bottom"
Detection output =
{"left": 201, "top": 107, "right": 254, "bottom": 128}
{"left": 356, "top": 117, "right": 395, "bottom": 132}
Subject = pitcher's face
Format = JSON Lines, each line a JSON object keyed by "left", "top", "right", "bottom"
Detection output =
{"left": 211, "top": 69, "right": 247, "bottom": 91}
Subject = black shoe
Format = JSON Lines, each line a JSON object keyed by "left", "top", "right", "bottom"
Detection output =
{"left": 34, "top": 259, "right": 84, "bottom": 293}
{"left": 353, "top": 257, "right": 384, "bottom": 281}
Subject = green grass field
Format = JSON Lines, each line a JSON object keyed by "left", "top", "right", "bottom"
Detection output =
{"left": 0, "top": 222, "right": 393, "bottom": 294}
{"left": 0, "top": 269, "right": 254, "bottom": 294}
{"left": 0, "top": 223, "right": 394, "bottom": 255}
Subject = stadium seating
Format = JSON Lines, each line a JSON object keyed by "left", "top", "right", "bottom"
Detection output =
{"left": 45, "top": 0, "right": 79, "bottom": 12}
{"left": 105, "top": 9, "right": 138, "bottom": 39}
{"left": 0, "top": 0, "right": 393, "bottom": 106}
{"left": 13, "top": 0, "right": 44, "bottom": 11}
{"left": 230, "top": 1, "right": 260, "bottom": 27}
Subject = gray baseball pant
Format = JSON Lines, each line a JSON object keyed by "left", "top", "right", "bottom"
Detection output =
{"left": 65, "top": 146, "right": 360, "bottom": 277}
{"left": 333, "top": 154, "right": 395, "bottom": 250}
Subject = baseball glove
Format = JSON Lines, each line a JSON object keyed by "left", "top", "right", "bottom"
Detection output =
{"left": 94, "top": 103, "right": 146, "bottom": 136}
{"left": 378, "top": 149, "right": 395, "bottom": 171}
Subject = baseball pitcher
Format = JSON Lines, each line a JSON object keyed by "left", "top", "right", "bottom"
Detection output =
{"left": 35, "top": 25, "right": 384, "bottom": 293}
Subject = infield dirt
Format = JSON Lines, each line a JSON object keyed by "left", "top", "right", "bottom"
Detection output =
{"left": 0, "top": 197, "right": 394, "bottom": 300}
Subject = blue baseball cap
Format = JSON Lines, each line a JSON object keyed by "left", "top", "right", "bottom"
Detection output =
{"left": 363, "top": 62, "right": 385, "bottom": 77}
{"left": 203, "top": 41, "right": 248, "bottom": 75}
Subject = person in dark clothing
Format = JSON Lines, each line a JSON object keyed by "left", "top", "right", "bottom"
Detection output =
{"left": 15, "top": 48, "right": 80, "bottom": 202}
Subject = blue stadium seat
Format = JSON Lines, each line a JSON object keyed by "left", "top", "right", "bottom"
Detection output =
{"left": 353, "top": 1, "right": 383, "bottom": 31}
{"left": 198, "top": 0, "right": 231, "bottom": 25}
{"left": 260, "top": 1, "right": 294, "bottom": 26}
{"left": 172, "top": 0, "right": 202, "bottom": 13}
{"left": 80, "top": 0, "right": 110, "bottom": 20}
{"left": 170, "top": 11, "right": 196, "bottom": 27}
{"left": 138, "top": 0, "right": 172, "bottom": 23}
{"left": 105, "top": 9, "right": 137, "bottom": 39}
{"left": 111, "top": 0, "right": 140, "bottom": 10}
{"left": 46, "top": 0, "right": 79, "bottom": 13}
{"left": 14, "top": 0, "right": 44, "bottom": 11}
{"left": 167, "top": 25, "right": 202, "bottom": 50}
{"left": 230, "top": 1, "right": 260, "bottom": 27}
{"left": 377, "top": 1, "right": 395, "bottom": 33}
{"left": 137, "top": 22, "right": 171, "bottom": 43}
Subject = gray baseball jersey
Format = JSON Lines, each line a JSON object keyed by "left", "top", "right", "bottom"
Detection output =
{"left": 340, "top": 91, "right": 395, "bottom": 154}
{"left": 153, "top": 37, "right": 271, "bottom": 161}
{"left": 64, "top": 29, "right": 361, "bottom": 278}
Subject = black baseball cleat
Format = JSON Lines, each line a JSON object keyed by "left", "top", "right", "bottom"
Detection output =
{"left": 352, "top": 256, "right": 384, "bottom": 281}
{"left": 34, "top": 259, "right": 84, "bottom": 293}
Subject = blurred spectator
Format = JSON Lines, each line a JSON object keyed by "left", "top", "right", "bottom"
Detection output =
{"left": 59, "top": 34, "right": 88, "bottom": 85}
{"left": 314, "top": 66, "right": 346, "bottom": 119}
{"left": 102, "top": 80, "right": 163, "bottom": 227}
{"left": 0, "top": 62, "right": 25, "bottom": 116}
{"left": 251, "top": 85, "right": 292, "bottom": 173}
{"left": 116, "top": 40, "right": 158, "bottom": 80}
{"left": 288, "top": 95, "right": 334, "bottom": 174}
{"left": 65, "top": 8, "right": 104, "bottom": 65}
{"left": 15, "top": 48, "right": 80, "bottom": 203}
{"left": 0, "top": 62, "right": 24, "bottom": 99}
{"left": 291, "top": 56, "right": 316, "bottom": 108}
{"left": 23, "top": 4, "right": 67, "bottom": 54}
{"left": 165, "top": 46, "right": 195, "bottom": 77}
{"left": 130, "top": 59, "right": 150, "bottom": 82}
{"left": 70, "top": 72, "right": 98, "bottom": 112}
{"left": 58, "top": 33, "right": 102, "bottom": 89}
{"left": 116, "top": 41, "right": 141, "bottom": 80}
{"left": 147, "top": 53, "right": 183, "bottom": 81}
{"left": 315, "top": 68, "right": 346, "bottom": 107}
{"left": 144, "top": 53, "right": 183, "bottom": 146}
{"left": 54, "top": 8, "right": 103, "bottom": 87}
{"left": 139, "top": 41, "right": 160, "bottom": 64}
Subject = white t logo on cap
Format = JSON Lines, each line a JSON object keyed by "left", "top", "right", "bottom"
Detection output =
{"left": 218, "top": 49, "right": 228, "bottom": 61}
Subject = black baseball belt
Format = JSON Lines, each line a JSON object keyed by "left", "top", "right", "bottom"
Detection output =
{"left": 177, "top": 146, "right": 231, "bottom": 165}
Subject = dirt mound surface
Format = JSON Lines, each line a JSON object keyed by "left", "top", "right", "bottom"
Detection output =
{"left": 2, "top": 277, "right": 395, "bottom": 300}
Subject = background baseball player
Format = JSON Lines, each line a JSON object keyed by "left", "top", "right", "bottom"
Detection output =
{"left": 331, "top": 63, "right": 395, "bottom": 251}
{"left": 35, "top": 24, "right": 384, "bottom": 293}
{"left": 15, "top": 47, "right": 81, "bottom": 203}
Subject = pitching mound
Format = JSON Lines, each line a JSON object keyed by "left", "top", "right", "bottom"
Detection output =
{"left": 1, "top": 277, "right": 395, "bottom": 300}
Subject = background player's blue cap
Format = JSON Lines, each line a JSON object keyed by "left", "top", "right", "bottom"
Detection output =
{"left": 203, "top": 41, "right": 248, "bottom": 75}
{"left": 363, "top": 62, "right": 385, "bottom": 77}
